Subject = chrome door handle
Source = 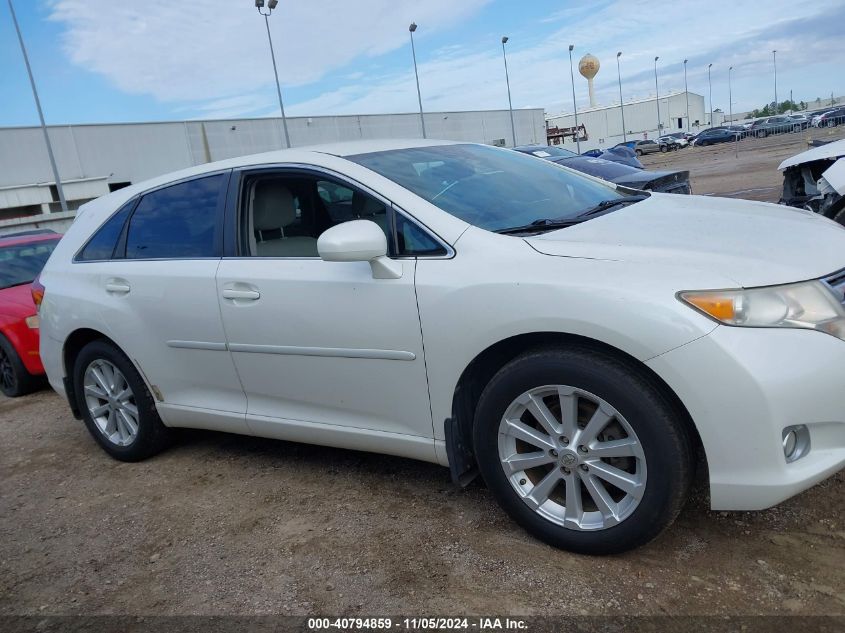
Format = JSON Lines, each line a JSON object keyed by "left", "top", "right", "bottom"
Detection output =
{"left": 105, "top": 280, "right": 131, "bottom": 294}
{"left": 222, "top": 288, "right": 260, "bottom": 301}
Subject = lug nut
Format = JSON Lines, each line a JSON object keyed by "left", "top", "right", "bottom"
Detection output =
{"left": 580, "top": 464, "right": 589, "bottom": 472}
{"left": 578, "top": 445, "right": 588, "bottom": 454}
{"left": 560, "top": 436, "right": 569, "bottom": 445}
{"left": 550, "top": 449, "right": 559, "bottom": 457}
{"left": 519, "top": 478, "right": 527, "bottom": 485}
{"left": 561, "top": 467, "right": 570, "bottom": 474}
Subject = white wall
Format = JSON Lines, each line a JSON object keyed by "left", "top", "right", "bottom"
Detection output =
{"left": 0, "top": 109, "right": 546, "bottom": 192}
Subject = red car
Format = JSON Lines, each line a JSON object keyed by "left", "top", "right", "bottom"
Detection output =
{"left": 0, "top": 230, "right": 62, "bottom": 397}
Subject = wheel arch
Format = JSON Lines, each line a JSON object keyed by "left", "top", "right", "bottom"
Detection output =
{"left": 62, "top": 328, "right": 121, "bottom": 419}
{"left": 446, "top": 331, "right": 707, "bottom": 490}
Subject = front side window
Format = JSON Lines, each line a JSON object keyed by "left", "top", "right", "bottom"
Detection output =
{"left": 241, "top": 172, "right": 443, "bottom": 258}
{"left": 0, "top": 238, "right": 60, "bottom": 290}
{"left": 124, "top": 174, "right": 225, "bottom": 259}
{"left": 348, "top": 143, "right": 622, "bottom": 233}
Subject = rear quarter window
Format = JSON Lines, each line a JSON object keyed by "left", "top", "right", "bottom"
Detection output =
{"left": 76, "top": 200, "right": 135, "bottom": 261}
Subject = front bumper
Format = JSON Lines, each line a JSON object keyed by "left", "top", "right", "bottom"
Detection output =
{"left": 647, "top": 325, "right": 845, "bottom": 511}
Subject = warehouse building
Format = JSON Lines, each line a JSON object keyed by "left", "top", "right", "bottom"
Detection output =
{"left": 0, "top": 108, "right": 545, "bottom": 235}
{"left": 546, "top": 91, "right": 720, "bottom": 152}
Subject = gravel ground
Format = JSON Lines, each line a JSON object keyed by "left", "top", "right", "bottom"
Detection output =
{"left": 2, "top": 136, "right": 845, "bottom": 617}
{"left": 1, "top": 390, "right": 843, "bottom": 617}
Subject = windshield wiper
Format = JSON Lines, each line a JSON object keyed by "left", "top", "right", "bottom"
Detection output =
{"left": 495, "top": 218, "right": 582, "bottom": 235}
{"left": 576, "top": 194, "right": 650, "bottom": 219}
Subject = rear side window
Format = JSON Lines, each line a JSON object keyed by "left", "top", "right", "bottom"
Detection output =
{"left": 76, "top": 200, "right": 134, "bottom": 261}
{"left": 124, "top": 174, "right": 225, "bottom": 259}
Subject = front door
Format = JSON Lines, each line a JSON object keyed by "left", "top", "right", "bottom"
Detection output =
{"left": 215, "top": 168, "right": 437, "bottom": 443}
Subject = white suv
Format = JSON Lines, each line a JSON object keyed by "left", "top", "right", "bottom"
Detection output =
{"left": 38, "top": 140, "right": 845, "bottom": 554}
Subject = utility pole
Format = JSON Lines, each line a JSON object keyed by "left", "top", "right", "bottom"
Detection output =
{"left": 8, "top": 0, "right": 67, "bottom": 212}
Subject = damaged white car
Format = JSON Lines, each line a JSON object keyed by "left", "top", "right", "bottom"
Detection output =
{"left": 779, "top": 139, "right": 845, "bottom": 222}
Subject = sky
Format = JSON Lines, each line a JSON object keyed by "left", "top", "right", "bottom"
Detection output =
{"left": 1, "top": 0, "right": 844, "bottom": 127}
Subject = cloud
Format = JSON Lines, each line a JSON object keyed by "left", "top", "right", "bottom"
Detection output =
{"left": 47, "top": 0, "right": 845, "bottom": 119}
{"left": 48, "top": 0, "right": 490, "bottom": 103}
{"left": 290, "top": 0, "right": 845, "bottom": 117}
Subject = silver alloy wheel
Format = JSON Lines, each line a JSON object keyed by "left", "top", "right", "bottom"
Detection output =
{"left": 498, "top": 385, "right": 647, "bottom": 531}
{"left": 83, "top": 359, "right": 139, "bottom": 447}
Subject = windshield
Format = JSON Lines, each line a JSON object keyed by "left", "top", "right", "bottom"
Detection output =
{"left": 0, "top": 239, "right": 60, "bottom": 290}
{"left": 348, "top": 144, "right": 622, "bottom": 232}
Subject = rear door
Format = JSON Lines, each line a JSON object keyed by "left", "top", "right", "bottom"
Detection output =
{"left": 75, "top": 172, "right": 248, "bottom": 432}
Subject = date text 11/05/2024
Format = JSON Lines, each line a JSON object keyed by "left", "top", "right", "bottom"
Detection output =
{"left": 307, "top": 617, "right": 528, "bottom": 630}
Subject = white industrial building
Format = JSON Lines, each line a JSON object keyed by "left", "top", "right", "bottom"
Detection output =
{"left": 546, "top": 91, "right": 721, "bottom": 152}
{"left": 0, "top": 108, "right": 545, "bottom": 235}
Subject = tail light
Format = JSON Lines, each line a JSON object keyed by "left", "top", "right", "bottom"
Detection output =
{"left": 31, "top": 275, "right": 45, "bottom": 312}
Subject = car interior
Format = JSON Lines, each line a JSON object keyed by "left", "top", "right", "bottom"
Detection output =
{"left": 243, "top": 175, "right": 389, "bottom": 258}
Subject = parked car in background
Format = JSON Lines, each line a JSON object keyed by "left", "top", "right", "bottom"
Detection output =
{"left": 779, "top": 138, "right": 845, "bottom": 222}
{"left": 691, "top": 127, "right": 740, "bottom": 146}
{"left": 788, "top": 114, "right": 812, "bottom": 129}
{"left": 582, "top": 145, "right": 645, "bottom": 169}
{"left": 815, "top": 108, "right": 845, "bottom": 128}
{"left": 38, "top": 139, "right": 845, "bottom": 555}
{"left": 0, "top": 230, "right": 61, "bottom": 397}
{"left": 748, "top": 116, "right": 802, "bottom": 137}
{"left": 514, "top": 145, "right": 690, "bottom": 194}
{"left": 657, "top": 136, "right": 684, "bottom": 152}
{"left": 628, "top": 139, "right": 661, "bottom": 156}
{"left": 811, "top": 110, "right": 835, "bottom": 127}
{"left": 666, "top": 132, "right": 692, "bottom": 145}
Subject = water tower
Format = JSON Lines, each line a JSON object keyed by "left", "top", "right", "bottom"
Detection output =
{"left": 579, "top": 53, "right": 600, "bottom": 107}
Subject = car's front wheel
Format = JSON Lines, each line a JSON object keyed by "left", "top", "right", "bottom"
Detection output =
{"left": 473, "top": 347, "right": 693, "bottom": 555}
{"left": 73, "top": 340, "right": 171, "bottom": 461}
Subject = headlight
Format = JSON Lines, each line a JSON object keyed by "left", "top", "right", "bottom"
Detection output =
{"left": 679, "top": 280, "right": 845, "bottom": 340}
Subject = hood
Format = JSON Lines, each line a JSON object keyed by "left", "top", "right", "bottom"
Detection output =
{"left": 526, "top": 193, "right": 845, "bottom": 287}
{"left": 0, "top": 283, "right": 37, "bottom": 317}
{"left": 778, "top": 139, "right": 845, "bottom": 170}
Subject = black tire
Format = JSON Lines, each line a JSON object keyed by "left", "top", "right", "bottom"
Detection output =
{"left": 472, "top": 347, "right": 693, "bottom": 555}
{"left": 0, "top": 333, "right": 41, "bottom": 398}
{"left": 660, "top": 145, "right": 668, "bottom": 153}
{"left": 73, "top": 340, "right": 171, "bottom": 461}
{"left": 635, "top": 149, "right": 643, "bottom": 156}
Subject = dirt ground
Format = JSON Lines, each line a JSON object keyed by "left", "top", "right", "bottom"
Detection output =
{"left": 641, "top": 126, "right": 845, "bottom": 202}
{"left": 2, "top": 135, "right": 845, "bottom": 619}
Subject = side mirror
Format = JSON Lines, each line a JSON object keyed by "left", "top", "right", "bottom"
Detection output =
{"left": 317, "top": 220, "right": 402, "bottom": 279}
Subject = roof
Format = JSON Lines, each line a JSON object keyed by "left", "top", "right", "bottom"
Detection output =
{"left": 778, "top": 139, "right": 845, "bottom": 170}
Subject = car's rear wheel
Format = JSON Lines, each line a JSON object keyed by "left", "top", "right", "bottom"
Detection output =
{"left": 0, "top": 334, "right": 40, "bottom": 398}
{"left": 473, "top": 347, "right": 693, "bottom": 554}
{"left": 660, "top": 145, "right": 668, "bottom": 153}
{"left": 635, "top": 149, "right": 643, "bottom": 156}
{"left": 73, "top": 340, "right": 171, "bottom": 461}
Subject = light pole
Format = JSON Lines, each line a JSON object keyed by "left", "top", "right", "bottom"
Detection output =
{"left": 409, "top": 22, "right": 426, "bottom": 139}
{"left": 616, "top": 52, "right": 626, "bottom": 142}
{"left": 728, "top": 66, "right": 733, "bottom": 124}
{"left": 8, "top": 0, "right": 67, "bottom": 212}
{"left": 707, "top": 63, "right": 713, "bottom": 126}
{"left": 772, "top": 50, "right": 778, "bottom": 112}
{"left": 568, "top": 44, "right": 580, "bottom": 153}
{"left": 501, "top": 36, "right": 516, "bottom": 147}
{"left": 683, "top": 59, "right": 690, "bottom": 132}
{"left": 256, "top": 0, "right": 290, "bottom": 148}
{"left": 654, "top": 56, "right": 661, "bottom": 135}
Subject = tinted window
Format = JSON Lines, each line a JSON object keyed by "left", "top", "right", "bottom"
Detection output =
{"left": 77, "top": 200, "right": 134, "bottom": 261}
{"left": 0, "top": 238, "right": 60, "bottom": 290}
{"left": 395, "top": 214, "right": 446, "bottom": 257}
{"left": 348, "top": 144, "right": 621, "bottom": 233}
{"left": 125, "top": 174, "right": 224, "bottom": 259}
